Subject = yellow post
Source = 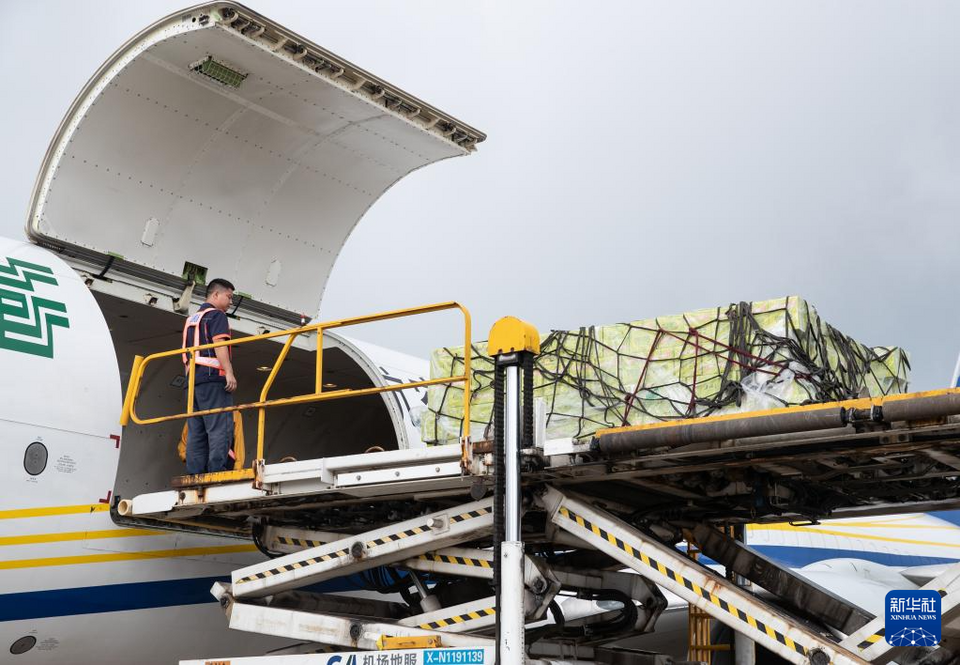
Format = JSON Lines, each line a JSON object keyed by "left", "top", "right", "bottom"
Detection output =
{"left": 257, "top": 332, "right": 299, "bottom": 461}
{"left": 315, "top": 327, "right": 324, "bottom": 394}
{"left": 186, "top": 352, "right": 197, "bottom": 415}
{"left": 119, "top": 355, "right": 144, "bottom": 426}
{"left": 257, "top": 406, "right": 266, "bottom": 463}
{"left": 461, "top": 307, "right": 472, "bottom": 439}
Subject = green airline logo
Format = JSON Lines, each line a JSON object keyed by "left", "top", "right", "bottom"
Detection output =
{"left": 0, "top": 256, "right": 69, "bottom": 359}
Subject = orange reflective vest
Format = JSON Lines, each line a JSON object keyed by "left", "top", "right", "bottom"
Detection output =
{"left": 181, "top": 307, "right": 230, "bottom": 375}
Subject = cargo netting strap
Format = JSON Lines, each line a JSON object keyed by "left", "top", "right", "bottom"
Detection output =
{"left": 423, "top": 298, "right": 910, "bottom": 444}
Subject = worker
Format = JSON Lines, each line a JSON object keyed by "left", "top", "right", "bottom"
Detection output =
{"left": 182, "top": 278, "right": 238, "bottom": 474}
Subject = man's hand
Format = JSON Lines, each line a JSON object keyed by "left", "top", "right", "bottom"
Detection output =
{"left": 215, "top": 345, "right": 237, "bottom": 393}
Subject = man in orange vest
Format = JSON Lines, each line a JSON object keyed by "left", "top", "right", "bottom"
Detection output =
{"left": 182, "top": 278, "right": 238, "bottom": 474}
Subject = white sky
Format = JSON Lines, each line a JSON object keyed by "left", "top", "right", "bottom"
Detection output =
{"left": 2, "top": 1, "right": 959, "bottom": 391}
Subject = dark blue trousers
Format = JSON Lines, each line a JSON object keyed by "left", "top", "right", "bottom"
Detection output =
{"left": 186, "top": 382, "right": 233, "bottom": 474}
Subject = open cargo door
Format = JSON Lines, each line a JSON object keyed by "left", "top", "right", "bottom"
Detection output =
{"left": 21, "top": 3, "right": 484, "bottom": 472}
{"left": 26, "top": 2, "right": 483, "bottom": 323}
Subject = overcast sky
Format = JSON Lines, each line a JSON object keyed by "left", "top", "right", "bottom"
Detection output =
{"left": 2, "top": 1, "right": 959, "bottom": 391}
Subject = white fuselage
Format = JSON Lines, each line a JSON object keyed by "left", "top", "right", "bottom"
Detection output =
{"left": 0, "top": 237, "right": 295, "bottom": 662}
{"left": 0, "top": 231, "right": 441, "bottom": 663}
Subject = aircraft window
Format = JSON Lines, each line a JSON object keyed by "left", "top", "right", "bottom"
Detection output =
{"left": 9, "top": 635, "right": 36, "bottom": 655}
{"left": 23, "top": 442, "right": 48, "bottom": 476}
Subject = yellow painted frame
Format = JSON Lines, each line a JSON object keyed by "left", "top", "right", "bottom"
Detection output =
{"left": 119, "top": 302, "right": 472, "bottom": 463}
{"left": 376, "top": 635, "right": 442, "bottom": 650}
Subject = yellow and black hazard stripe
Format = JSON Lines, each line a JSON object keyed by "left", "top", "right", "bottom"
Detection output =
{"left": 418, "top": 552, "right": 491, "bottom": 568}
{"left": 276, "top": 535, "right": 325, "bottom": 548}
{"left": 366, "top": 521, "right": 432, "bottom": 547}
{"left": 236, "top": 547, "right": 350, "bottom": 584}
{"left": 365, "top": 508, "right": 490, "bottom": 549}
{"left": 557, "top": 506, "right": 808, "bottom": 657}
{"left": 418, "top": 607, "right": 496, "bottom": 630}
{"left": 857, "top": 628, "right": 884, "bottom": 650}
{"left": 449, "top": 507, "right": 491, "bottom": 523}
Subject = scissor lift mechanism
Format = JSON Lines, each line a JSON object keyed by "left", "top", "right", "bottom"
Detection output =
{"left": 119, "top": 312, "right": 960, "bottom": 665}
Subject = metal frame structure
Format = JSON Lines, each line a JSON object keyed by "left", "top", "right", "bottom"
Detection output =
{"left": 175, "top": 473, "right": 960, "bottom": 665}
{"left": 539, "top": 487, "right": 869, "bottom": 665}
{"left": 113, "top": 314, "right": 960, "bottom": 665}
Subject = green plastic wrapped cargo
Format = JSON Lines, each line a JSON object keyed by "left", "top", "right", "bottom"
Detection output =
{"left": 421, "top": 296, "right": 909, "bottom": 444}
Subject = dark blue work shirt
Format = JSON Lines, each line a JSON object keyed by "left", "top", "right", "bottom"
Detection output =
{"left": 192, "top": 303, "right": 231, "bottom": 384}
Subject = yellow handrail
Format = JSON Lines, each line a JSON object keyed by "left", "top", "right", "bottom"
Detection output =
{"left": 119, "top": 302, "right": 473, "bottom": 462}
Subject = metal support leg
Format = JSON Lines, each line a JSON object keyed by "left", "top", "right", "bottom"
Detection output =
{"left": 500, "top": 362, "right": 525, "bottom": 665}
{"left": 500, "top": 541, "right": 526, "bottom": 665}
{"left": 400, "top": 596, "right": 499, "bottom": 633}
{"left": 731, "top": 526, "right": 755, "bottom": 665}
{"left": 405, "top": 546, "right": 496, "bottom": 578}
{"left": 231, "top": 497, "right": 493, "bottom": 598}
{"left": 406, "top": 547, "right": 560, "bottom": 621}
{"left": 691, "top": 522, "right": 873, "bottom": 636}
{"left": 505, "top": 365, "right": 521, "bottom": 543}
{"left": 734, "top": 579, "right": 756, "bottom": 665}
{"left": 409, "top": 571, "right": 441, "bottom": 613}
{"left": 266, "top": 529, "right": 561, "bottom": 624}
{"left": 539, "top": 486, "right": 870, "bottom": 665}
{"left": 489, "top": 319, "right": 539, "bottom": 665}
{"left": 218, "top": 587, "right": 495, "bottom": 650}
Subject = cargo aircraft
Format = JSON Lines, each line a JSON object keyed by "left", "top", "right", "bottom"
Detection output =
{"left": 0, "top": 3, "right": 956, "bottom": 663}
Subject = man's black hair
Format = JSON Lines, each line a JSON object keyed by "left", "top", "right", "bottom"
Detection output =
{"left": 206, "top": 278, "right": 235, "bottom": 298}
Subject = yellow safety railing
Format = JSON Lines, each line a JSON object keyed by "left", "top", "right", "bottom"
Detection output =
{"left": 119, "top": 302, "right": 472, "bottom": 463}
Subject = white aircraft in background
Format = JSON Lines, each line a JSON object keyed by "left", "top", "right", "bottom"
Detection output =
{"left": 1, "top": 3, "right": 957, "bottom": 664}
{"left": 748, "top": 513, "right": 960, "bottom": 617}
{"left": 565, "top": 512, "right": 960, "bottom": 661}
